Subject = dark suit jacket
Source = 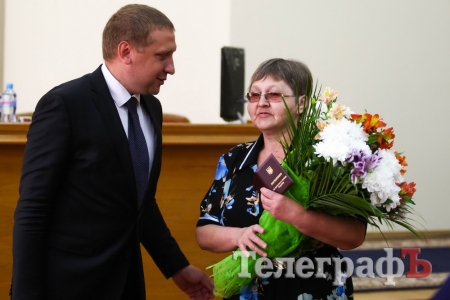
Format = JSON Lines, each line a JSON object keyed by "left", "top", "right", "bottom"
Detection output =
{"left": 12, "top": 66, "right": 189, "bottom": 300}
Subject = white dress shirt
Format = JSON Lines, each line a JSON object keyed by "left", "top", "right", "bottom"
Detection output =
{"left": 101, "top": 63, "right": 155, "bottom": 177}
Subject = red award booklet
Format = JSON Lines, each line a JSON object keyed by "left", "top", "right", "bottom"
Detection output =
{"left": 253, "top": 154, "right": 294, "bottom": 194}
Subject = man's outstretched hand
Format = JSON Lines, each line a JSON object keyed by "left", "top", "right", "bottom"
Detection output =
{"left": 172, "top": 265, "right": 214, "bottom": 300}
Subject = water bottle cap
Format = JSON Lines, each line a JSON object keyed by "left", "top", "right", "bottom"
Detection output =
{"left": 6, "top": 83, "right": 13, "bottom": 89}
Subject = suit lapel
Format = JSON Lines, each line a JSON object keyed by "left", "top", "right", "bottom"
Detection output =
{"left": 140, "top": 95, "right": 162, "bottom": 208}
{"left": 89, "top": 66, "right": 138, "bottom": 203}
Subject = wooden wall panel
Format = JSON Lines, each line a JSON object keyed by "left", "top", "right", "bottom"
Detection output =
{"left": 0, "top": 123, "right": 260, "bottom": 299}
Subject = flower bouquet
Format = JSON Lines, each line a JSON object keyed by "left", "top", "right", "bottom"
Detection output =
{"left": 208, "top": 85, "right": 419, "bottom": 298}
{"left": 281, "top": 86, "right": 418, "bottom": 229}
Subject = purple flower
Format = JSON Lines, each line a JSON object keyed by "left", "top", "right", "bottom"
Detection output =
{"left": 349, "top": 150, "right": 382, "bottom": 183}
{"left": 346, "top": 149, "right": 365, "bottom": 163}
{"left": 363, "top": 150, "right": 382, "bottom": 171}
{"left": 351, "top": 162, "right": 366, "bottom": 183}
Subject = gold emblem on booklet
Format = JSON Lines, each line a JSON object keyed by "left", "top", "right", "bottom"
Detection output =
{"left": 253, "top": 154, "right": 294, "bottom": 194}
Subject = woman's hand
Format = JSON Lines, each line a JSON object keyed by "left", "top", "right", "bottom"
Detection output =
{"left": 234, "top": 224, "right": 267, "bottom": 258}
{"left": 196, "top": 224, "right": 268, "bottom": 256}
{"left": 259, "top": 187, "right": 366, "bottom": 250}
{"left": 259, "top": 187, "right": 304, "bottom": 224}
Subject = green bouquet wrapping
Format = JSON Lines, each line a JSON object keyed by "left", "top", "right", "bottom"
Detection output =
{"left": 208, "top": 85, "right": 420, "bottom": 298}
{"left": 207, "top": 164, "right": 314, "bottom": 298}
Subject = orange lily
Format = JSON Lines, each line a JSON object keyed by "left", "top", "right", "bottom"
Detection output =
{"left": 399, "top": 182, "right": 417, "bottom": 198}
{"left": 351, "top": 113, "right": 386, "bottom": 134}
{"left": 395, "top": 151, "right": 408, "bottom": 175}
{"left": 377, "top": 127, "right": 395, "bottom": 149}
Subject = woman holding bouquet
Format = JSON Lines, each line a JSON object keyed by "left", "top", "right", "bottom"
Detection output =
{"left": 196, "top": 58, "right": 366, "bottom": 300}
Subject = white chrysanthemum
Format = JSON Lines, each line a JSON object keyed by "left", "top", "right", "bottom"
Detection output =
{"left": 362, "top": 149, "right": 403, "bottom": 212}
{"left": 313, "top": 118, "right": 370, "bottom": 163}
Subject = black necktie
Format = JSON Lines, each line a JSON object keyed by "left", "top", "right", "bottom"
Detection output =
{"left": 125, "top": 97, "right": 149, "bottom": 207}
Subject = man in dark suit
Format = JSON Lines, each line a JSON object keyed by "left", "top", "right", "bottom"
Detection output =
{"left": 12, "top": 4, "right": 213, "bottom": 300}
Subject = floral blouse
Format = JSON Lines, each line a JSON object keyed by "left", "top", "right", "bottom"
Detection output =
{"left": 197, "top": 135, "right": 354, "bottom": 300}
{"left": 197, "top": 135, "right": 264, "bottom": 228}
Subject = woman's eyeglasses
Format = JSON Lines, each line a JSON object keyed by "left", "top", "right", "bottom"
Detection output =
{"left": 246, "top": 92, "right": 295, "bottom": 103}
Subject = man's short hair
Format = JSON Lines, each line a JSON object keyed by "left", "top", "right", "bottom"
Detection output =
{"left": 102, "top": 4, "right": 175, "bottom": 60}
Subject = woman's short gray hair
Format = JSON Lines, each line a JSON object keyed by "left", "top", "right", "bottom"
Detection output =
{"left": 249, "top": 58, "right": 313, "bottom": 97}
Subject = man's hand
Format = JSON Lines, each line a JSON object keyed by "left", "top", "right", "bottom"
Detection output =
{"left": 172, "top": 265, "right": 214, "bottom": 300}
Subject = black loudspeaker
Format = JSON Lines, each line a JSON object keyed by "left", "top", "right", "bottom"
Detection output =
{"left": 220, "top": 47, "right": 245, "bottom": 122}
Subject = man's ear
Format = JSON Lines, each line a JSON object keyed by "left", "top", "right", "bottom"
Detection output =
{"left": 117, "top": 41, "right": 132, "bottom": 64}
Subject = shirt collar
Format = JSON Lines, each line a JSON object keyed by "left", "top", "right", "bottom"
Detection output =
{"left": 101, "top": 63, "right": 140, "bottom": 107}
{"left": 238, "top": 134, "right": 265, "bottom": 170}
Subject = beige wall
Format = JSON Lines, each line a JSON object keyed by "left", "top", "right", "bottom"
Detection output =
{"left": 3, "top": 0, "right": 234, "bottom": 123}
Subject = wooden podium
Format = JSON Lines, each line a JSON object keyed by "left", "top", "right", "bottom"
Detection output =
{"left": 0, "top": 123, "right": 260, "bottom": 299}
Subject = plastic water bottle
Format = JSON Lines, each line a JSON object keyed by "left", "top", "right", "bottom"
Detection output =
{"left": 1, "top": 83, "right": 17, "bottom": 122}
